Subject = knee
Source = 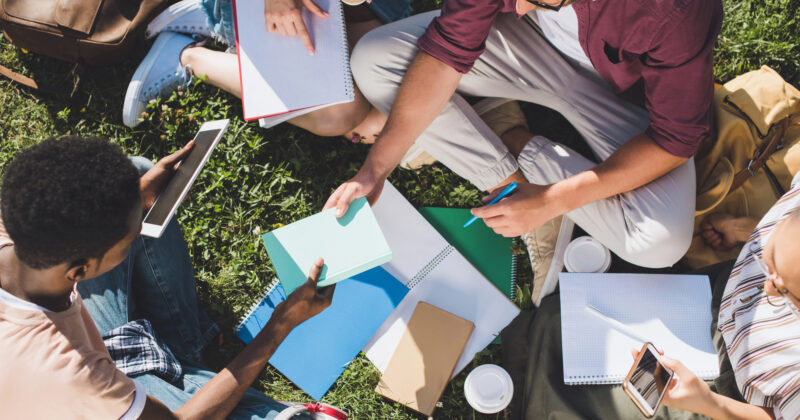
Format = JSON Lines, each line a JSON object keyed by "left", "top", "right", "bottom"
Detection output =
{"left": 350, "top": 24, "right": 413, "bottom": 96}
{"left": 303, "top": 106, "right": 365, "bottom": 137}
{"left": 129, "top": 156, "right": 154, "bottom": 176}
{"left": 614, "top": 219, "right": 693, "bottom": 268}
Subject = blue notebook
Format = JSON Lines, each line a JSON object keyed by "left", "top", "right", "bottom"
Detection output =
{"left": 262, "top": 197, "right": 393, "bottom": 295}
{"left": 235, "top": 267, "right": 408, "bottom": 400}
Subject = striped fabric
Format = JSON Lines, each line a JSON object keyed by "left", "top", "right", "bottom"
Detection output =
{"left": 718, "top": 174, "right": 800, "bottom": 420}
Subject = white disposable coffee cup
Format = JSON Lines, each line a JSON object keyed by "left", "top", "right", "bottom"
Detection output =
{"left": 564, "top": 236, "right": 611, "bottom": 273}
{"left": 464, "top": 364, "right": 514, "bottom": 414}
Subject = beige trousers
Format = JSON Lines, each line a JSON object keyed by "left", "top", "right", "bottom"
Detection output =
{"left": 351, "top": 11, "right": 696, "bottom": 268}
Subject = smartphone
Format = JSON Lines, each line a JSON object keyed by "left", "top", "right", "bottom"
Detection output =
{"left": 140, "top": 119, "right": 230, "bottom": 238}
{"left": 623, "top": 342, "right": 674, "bottom": 418}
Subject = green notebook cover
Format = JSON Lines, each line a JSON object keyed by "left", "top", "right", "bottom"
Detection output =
{"left": 418, "top": 207, "right": 516, "bottom": 300}
{"left": 263, "top": 197, "right": 393, "bottom": 295}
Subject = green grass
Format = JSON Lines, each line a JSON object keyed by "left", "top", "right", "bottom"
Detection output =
{"left": 0, "top": 0, "right": 797, "bottom": 418}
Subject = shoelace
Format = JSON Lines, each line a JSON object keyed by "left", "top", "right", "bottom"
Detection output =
{"left": 143, "top": 64, "right": 193, "bottom": 101}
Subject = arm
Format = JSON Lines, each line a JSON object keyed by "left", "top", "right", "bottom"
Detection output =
{"left": 324, "top": 52, "right": 462, "bottom": 215}
{"left": 658, "top": 356, "right": 774, "bottom": 420}
{"left": 140, "top": 259, "right": 334, "bottom": 420}
{"left": 473, "top": 133, "right": 686, "bottom": 236}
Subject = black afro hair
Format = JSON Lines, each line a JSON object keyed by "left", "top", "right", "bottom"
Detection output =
{"left": 1, "top": 136, "right": 141, "bottom": 269}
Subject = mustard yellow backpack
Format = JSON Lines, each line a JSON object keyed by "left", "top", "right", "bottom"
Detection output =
{"left": 686, "top": 66, "right": 800, "bottom": 268}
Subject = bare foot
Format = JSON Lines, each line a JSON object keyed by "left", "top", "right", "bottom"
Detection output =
{"left": 700, "top": 214, "right": 759, "bottom": 250}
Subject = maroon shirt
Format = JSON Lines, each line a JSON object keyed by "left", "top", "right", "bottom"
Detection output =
{"left": 418, "top": 0, "right": 723, "bottom": 158}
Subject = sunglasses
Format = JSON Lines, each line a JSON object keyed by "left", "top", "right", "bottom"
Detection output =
{"left": 526, "top": 0, "right": 567, "bottom": 11}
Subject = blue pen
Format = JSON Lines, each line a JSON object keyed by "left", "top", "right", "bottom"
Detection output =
{"left": 463, "top": 182, "right": 519, "bottom": 227}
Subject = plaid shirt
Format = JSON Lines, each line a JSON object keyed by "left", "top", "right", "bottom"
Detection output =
{"left": 103, "top": 319, "right": 183, "bottom": 383}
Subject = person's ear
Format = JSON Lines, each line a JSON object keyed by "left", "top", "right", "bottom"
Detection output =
{"left": 66, "top": 259, "right": 91, "bottom": 283}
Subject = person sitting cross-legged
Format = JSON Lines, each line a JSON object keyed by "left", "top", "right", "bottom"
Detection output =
{"left": 325, "top": 0, "right": 723, "bottom": 304}
{"left": 0, "top": 136, "right": 334, "bottom": 419}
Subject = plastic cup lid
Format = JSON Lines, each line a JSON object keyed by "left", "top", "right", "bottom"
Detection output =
{"left": 564, "top": 236, "right": 611, "bottom": 273}
{"left": 464, "top": 364, "right": 514, "bottom": 414}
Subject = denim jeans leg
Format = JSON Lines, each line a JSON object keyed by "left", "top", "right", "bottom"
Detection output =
{"left": 76, "top": 247, "right": 136, "bottom": 334}
{"left": 130, "top": 218, "right": 221, "bottom": 364}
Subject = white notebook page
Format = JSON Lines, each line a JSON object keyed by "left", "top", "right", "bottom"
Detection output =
{"left": 559, "top": 273, "right": 719, "bottom": 384}
{"left": 365, "top": 182, "right": 520, "bottom": 377}
{"left": 233, "top": 0, "right": 353, "bottom": 121}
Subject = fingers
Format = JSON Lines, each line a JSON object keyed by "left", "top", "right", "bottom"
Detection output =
{"left": 307, "top": 257, "right": 324, "bottom": 283}
{"left": 471, "top": 200, "right": 509, "bottom": 219}
{"left": 295, "top": 19, "right": 315, "bottom": 55}
{"left": 481, "top": 185, "right": 507, "bottom": 204}
{"left": 323, "top": 185, "right": 345, "bottom": 211}
{"left": 302, "top": 0, "right": 328, "bottom": 18}
{"left": 159, "top": 141, "right": 195, "bottom": 169}
{"left": 334, "top": 185, "right": 358, "bottom": 218}
{"left": 659, "top": 356, "right": 689, "bottom": 377}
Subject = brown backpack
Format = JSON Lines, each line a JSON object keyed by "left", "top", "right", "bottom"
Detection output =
{"left": 0, "top": 0, "right": 173, "bottom": 89}
{"left": 685, "top": 66, "right": 800, "bottom": 268}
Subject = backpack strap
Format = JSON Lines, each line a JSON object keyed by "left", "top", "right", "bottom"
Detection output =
{"left": 0, "top": 62, "right": 41, "bottom": 90}
{"left": 730, "top": 116, "right": 791, "bottom": 191}
{"left": 0, "top": 62, "right": 78, "bottom": 97}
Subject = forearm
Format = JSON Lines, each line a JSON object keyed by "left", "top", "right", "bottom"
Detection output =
{"left": 548, "top": 133, "right": 687, "bottom": 214}
{"left": 173, "top": 316, "right": 295, "bottom": 420}
{"left": 703, "top": 393, "right": 774, "bottom": 420}
{"left": 361, "top": 52, "right": 461, "bottom": 179}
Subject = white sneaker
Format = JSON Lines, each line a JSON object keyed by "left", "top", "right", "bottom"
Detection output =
{"left": 123, "top": 32, "right": 195, "bottom": 128}
{"left": 146, "top": 0, "right": 214, "bottom": 39}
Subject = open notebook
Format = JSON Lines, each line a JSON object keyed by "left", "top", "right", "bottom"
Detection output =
{"left": 232, "top": 0, "right": 353, "bottom": 125}
{"left": 364, "top": 182, "right": 520, "bottom": 377}
{"left": 235, "top": 267, "right": 408, "bottom": 400}
{"left": 559, "top": 273, "right": 719, "bottom": 385}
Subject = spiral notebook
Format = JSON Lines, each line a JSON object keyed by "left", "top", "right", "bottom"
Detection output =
{"left": 559, "top": 273, "right": 719, "bottom": 385}
{"left": 364, "top": 182, "right": 520, "bottom": 377}
{"left": 232, "top": 0, "right": 353, "bottom": 124}
{"left": 418, "top": 207, "right": 517, "bottom": 300}
{"left": 235, "top": 267, "right": 408, "bottom": 400}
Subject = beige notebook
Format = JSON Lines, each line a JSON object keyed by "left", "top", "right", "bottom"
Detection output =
{"left": 375, "top": 302, "right": 474, "bottom": 416}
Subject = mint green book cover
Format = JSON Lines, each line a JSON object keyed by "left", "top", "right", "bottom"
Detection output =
{"left": 262, "top": 197, "right": 393, "bottom": 295}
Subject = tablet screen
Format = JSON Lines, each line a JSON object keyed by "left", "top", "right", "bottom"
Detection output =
{"left": 143, "top": 129, "right": 221, "bottom": 226}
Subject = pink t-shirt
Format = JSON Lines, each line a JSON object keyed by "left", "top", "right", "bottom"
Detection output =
{"left": 0, "top": 218, "right": 145, "bottom": 419}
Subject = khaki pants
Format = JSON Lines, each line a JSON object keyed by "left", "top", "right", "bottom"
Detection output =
{"left": 351, "top": 11, "right": 696, "bottom": 268}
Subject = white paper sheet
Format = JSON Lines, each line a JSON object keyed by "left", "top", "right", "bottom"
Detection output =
{"left": 233, "top": 0, "right": 353, "bottom": 121}
{"left": 364, "top": 182, "right": 520, "bottom": 378}
{"left": 559, "top": 273, "right": 719, "bottom": 384}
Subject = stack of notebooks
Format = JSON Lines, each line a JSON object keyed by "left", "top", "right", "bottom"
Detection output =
{"left": 236, "top": 182, "right": 520, "bottom": 413}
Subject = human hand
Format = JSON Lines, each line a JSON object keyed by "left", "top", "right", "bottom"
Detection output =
{"left": 629, "top": 349, "right": 715, "bottom": 416}
{"left": 470, "top": 181, "right": 566, "bottom": 237}
{"left": 658, "top": 356, "right": 716, "bottom": 415}
{"left": 275, "top": 258, "right": 335, "bottom": 328}
{"left": 139, "top": 141, "right": 195, "bottom": 212}
{"left": 264, "top": 0, "right": 327, "bottom": 55}
{"left": 323, "top": 170, "right": 385, "bottom": 218}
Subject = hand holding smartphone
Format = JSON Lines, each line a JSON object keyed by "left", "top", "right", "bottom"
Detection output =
{"left": 623, "top": 342, "right": 675, "bottom": 418}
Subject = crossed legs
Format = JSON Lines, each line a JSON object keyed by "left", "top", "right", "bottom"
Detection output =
{"left": 351, "top": 11, "right": 695, "bottom": 267}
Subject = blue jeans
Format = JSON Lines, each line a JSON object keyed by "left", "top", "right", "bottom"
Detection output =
{"left": 76, "top": 157, "right": 292, "bottom": 419}
{"left": 202, "top": 0, "right": 412, "bottom": 48}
